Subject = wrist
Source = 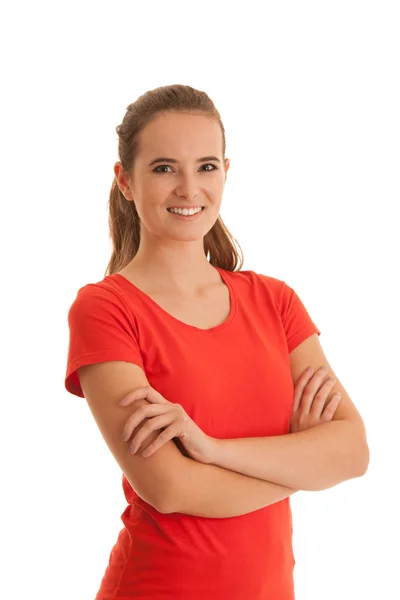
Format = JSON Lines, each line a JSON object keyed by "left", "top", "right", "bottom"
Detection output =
{"left": 207, "top": 436, "right": 222, "bottom": 465}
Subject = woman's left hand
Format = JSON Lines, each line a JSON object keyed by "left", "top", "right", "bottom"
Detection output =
{"left": 119, "top": 385, "right": 217, "bottom": 464}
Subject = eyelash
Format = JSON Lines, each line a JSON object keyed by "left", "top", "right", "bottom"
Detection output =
{"left": 153, "top": 163, "right": 218, "bottom": 173}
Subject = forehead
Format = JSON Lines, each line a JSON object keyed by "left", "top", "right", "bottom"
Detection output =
{"left": 138, "top": 112, "right": 222, "bottom": 157}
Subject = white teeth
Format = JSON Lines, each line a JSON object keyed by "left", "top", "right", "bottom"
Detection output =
{"left": 167, "top": 207, "right": 203, "bottom": 216}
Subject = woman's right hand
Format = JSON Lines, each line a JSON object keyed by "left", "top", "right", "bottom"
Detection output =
{"left": 290, "top": 366, "right": 342, "bottom": 433}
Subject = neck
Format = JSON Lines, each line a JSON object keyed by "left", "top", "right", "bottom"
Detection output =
{"left": 125, "top": 256, "right": 219, "bottom": 296}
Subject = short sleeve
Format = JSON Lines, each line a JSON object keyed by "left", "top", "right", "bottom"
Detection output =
{"left": 279, "top": 281, "right": 321, "bottom": 353}
{"left": 65, "top": 283, "right": 145, "bottom": 398}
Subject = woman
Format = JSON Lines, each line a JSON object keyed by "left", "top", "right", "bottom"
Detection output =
{"left": 65, "top": 84, "right": 369, "bottom": 599}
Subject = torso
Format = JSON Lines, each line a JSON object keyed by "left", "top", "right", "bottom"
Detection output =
{"left": 116, "top": 267, "right": 231, "bottom": 330}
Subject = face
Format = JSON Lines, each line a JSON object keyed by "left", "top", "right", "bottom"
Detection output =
{"left": 114, "top": 111, "right": 230, "bottom": 244}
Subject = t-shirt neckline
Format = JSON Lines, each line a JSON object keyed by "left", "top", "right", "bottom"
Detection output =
{"left": 108, "top": 265, "right": 237, "bottom": 333}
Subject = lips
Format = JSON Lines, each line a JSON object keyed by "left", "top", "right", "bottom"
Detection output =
{"left": 167, "top": 206, "right": 205, "bottom": 210}
{"left": 167, "top": 207, "right": 205, "bottom": 213}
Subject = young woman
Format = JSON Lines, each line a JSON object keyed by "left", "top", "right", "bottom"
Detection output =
{"left": 65, "top": 84, "right": 369, "bottom": 599}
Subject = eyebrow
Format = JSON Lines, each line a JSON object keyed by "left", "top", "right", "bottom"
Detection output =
{"left": 148, "top": 156, "right": 221, "bottom": 167}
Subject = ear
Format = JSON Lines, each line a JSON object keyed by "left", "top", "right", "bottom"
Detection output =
{"left": 114, "top": 162, "right": 134, "bottom": 200}
{"left": 224, "top": 158, "right": 230, "bottom": 180}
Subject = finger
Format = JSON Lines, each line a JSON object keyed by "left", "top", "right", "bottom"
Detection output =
{"left": 119, "top": 387, "right": 151, "bottom": 406}
{"left": 309, "top": 377, "right": 337, "bottom": 419}
{"left": 119, "top": 385, "right": 168, "bottom": 407}
{"left": 141, "top": 422, "right": 182, "bottom": 458}
{"left": 122, "top": 404, "right": 170, "bottom": 442}
{"left": 292, "top": 367, "right": 314, "bottom": 412}
{"left": 129, "top": 413, "right": 176, "bottom": 453}
{"left": 300, "top": 366, "right": 330, "bottom": 413}
{"left": 320, "top": 393, "right": 342, "bottom": 422}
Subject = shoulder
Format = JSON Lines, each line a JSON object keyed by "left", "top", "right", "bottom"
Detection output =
{"left": 68, "top": 275, "right": 130, "bottom": 319}
{"left": 227, "top": 268, "right": 287, "bottom": 303}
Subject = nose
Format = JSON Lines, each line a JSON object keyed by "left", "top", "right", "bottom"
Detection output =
{"left": 175, "top": 172, "right": 200, "bottom": 200}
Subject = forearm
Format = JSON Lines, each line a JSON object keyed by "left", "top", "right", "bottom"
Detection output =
{"left": 210, "top": 420, "right": 369, "bottom": 492}
{"left": 165, "top": 454, "right": 298, "bottom": 517}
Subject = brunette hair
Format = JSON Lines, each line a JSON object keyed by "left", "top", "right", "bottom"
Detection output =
{"left": 105, "top": 84, "right": 244, "bottom": 277}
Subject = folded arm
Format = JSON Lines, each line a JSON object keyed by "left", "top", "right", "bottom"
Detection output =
{"left": 209, "top": 418, "right": 369, "bottom": 492}
{"left": 165, "top": 453, "right": 299, "bottom": 517}
{"left": 78, "top": 360, "right": 299, "bottom": 519}
{"left": 208, "top": 333, "right": 370, "bottom": 492}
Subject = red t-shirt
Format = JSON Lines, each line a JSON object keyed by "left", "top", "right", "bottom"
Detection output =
{"left": 65, "top": 266, "right": 320, "bottom": 599}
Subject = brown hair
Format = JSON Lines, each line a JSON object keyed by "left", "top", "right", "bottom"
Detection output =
{"left": 104, "top": 84, "right": 244, "bottom": 277}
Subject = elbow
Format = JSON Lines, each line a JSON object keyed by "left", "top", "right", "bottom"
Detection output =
{"left": 156, "top": 492, "right": 176, "bottom": 514}
{"left": 157, "top": 494, "right": 179, "bottom": 515}
{"left": 308, "top": 442, "right": 370, "bottom": 493}
{"left": 156, "top": 501, "right": 172, "bottom": 514}
{"left": 345, "top": 440, "right": 370, "bottom": 486}
{"left": 149, "top": 486, "right": 178, "bottom": 515}
{"left": 343, "top": 440, "right": 371, "bottom": 487}
{"left": 353, "top": 419, "right": 370, "bottom": 477}
{"left": 342, "top": 422, "right": 370, "bottom": 482}
{"left": 137, "top": 491, "right": 174, "bottom": 514}
{"left": 350, "top": 426, "right": 370, "bottom": 479}
{"left": 355, "top": 441, "right": 370, "bottom": 478}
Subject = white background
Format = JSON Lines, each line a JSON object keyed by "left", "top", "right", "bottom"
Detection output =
{"left": 1, "top": 1, "right": 399, "bottom": 599}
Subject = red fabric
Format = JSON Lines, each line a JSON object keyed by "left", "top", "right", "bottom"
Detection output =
{"left": 65, "top": 267, "right": 320, "bottom": 599}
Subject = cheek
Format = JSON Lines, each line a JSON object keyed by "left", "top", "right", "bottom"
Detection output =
{"left": 209, "top": 183, "right": 224, "bottom": 202}
{"left": 210, "top": 175, "right": 225, "bottom": 193}
{"left": 138, "top": 183, "right": 167, "bottom": 206}
{"left": 148, "top": 182, "right": 173, "bottom": 205}
{"left": 137, "top": 197, "right": 169, "bottom": 225}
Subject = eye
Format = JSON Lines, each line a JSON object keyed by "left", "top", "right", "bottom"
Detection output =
{"left": 153, "top": 163, "right": 218, "bottom": 173}
{"left": 153, "top": 165, "right": 172, "bottom": 173}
